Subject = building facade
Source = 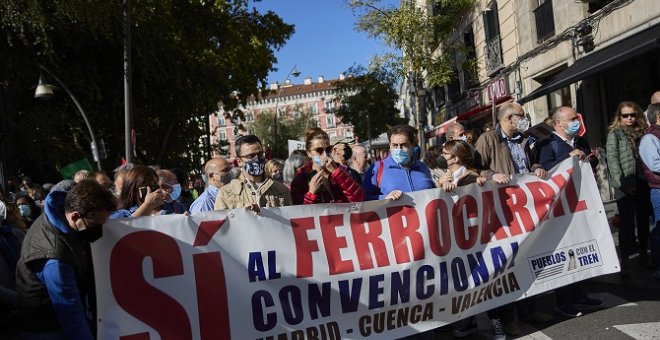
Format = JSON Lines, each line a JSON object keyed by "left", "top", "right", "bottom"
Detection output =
{"left": 419, "top": 0, "right": 660, "bottom": 151}
{"left": 208, "top": 75, "right": 354, "bottom": 160}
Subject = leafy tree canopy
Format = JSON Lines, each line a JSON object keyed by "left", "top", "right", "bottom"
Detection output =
{"left": 334, "top": 65, "right": 406, "bottom": 142}
{"left": 347, "top": 0, "right": 476, "bottom": 88}
{"left": 0, "top": 0, "right": 293, "bottom": 182}
{"left": 251, "top": 106, "right": 316, "bottom": 160}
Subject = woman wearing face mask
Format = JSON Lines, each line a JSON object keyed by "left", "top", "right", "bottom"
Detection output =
{"left": 265, "top": 159, "right": 284, "bottom": 183}
{"left": 14, "top": 193, "right": 41, "bottom": 228}
{"left": 291, "top": 128, "right": 364, "bottom": 205}
{"left": 435, "top": 140, "right": 487, "bottom": 191}
{"left": 110, "top": 166, "right": 169, "bottom": 218}
{"left": 606, "top": 101, "right": 652, "bottom": 271}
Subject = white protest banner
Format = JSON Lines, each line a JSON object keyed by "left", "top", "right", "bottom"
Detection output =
{"left": 93, "top": 158, "right": 618, "bottom": 340}
{"left": 288, "top": 139, "right": 305, "bottom": 155}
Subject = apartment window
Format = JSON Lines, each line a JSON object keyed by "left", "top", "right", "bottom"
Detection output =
{"left": 588, "top": 0, "right": 614, "bottom": 14}
{"left": 217, "top": 115, "right": 225, "bottom": 126}
{"left": 325, "top": 100, "right": 335, "bottom": 113}
{"left": 218, "top": 130, "right": 227, "bottom": 141}
{"left": 483, "top": 2, "right": 503, "bottom": 73}
{"left": 326, "top": 115, "right": 336, "bottom": 128}
{"left": 277, "top": 107, "right": 285, "bottom": 118}
{"left": 345, "top": 130, "right": 354, "bottom": 139}
{"left": 246, "top": 113, "right": 254, "bottom": 123}
{"left": 546, "top": 86, "right": 571, "bottom": 112}
{"left": 309, "top": 103, "right": 318, "bottom": 115}
{"left": 534, "top": 0, "right": 555, "bottom": 43}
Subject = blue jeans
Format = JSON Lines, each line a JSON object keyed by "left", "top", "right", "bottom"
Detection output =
{"left": 651, "top": 188, "right": 660, "bottom": 269}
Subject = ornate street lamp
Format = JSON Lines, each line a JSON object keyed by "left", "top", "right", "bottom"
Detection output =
{"left": 35, "top": 64, "right": 103, "bottom": 170}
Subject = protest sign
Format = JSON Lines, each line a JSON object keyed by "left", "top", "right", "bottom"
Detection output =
{"left": 94, "top": 158, "right": 618, "bottom": 339}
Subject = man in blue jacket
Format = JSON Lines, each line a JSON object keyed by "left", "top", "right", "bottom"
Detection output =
{"left": 363, "top": 124, "right": 435, "bottom": 200}
{"left": 16, "top": 180, "right": 115, "bottom": 339}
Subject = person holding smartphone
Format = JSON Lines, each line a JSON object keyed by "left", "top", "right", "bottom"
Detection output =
{"left": 290, "top": 128, "right": 364, "bottom": 205}
{"left": 110, "top": 166, "right": 168, "bottom": 219}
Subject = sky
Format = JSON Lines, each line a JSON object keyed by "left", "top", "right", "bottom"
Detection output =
{"left": 252, "top": 0, "right": 398, "bottom": 85}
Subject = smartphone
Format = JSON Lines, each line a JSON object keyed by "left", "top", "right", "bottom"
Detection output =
{"left": 139, "top": 184, "right": 160, "bottom": 199}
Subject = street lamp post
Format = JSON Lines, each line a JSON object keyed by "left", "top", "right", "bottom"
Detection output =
{"left": 124, "top": 0, "right": 134, "bottom": 164}
{"left": 35, "top": 64, "right": 103, "bottom": 171}
{"left": 273, "top": 65, "right": 300, "bottom": 157}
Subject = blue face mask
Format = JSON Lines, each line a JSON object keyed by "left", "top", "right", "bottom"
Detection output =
{"left": 565, "top": 120, "right": 580, "bottom": 136}
{"left": 458, "top": 135, "right": 468, "bottom": 143}
{"left": 201, "top": 174, "right": 208, "bottom": 183}
{"left": 18, "top": 204, "right": 31, "bottom": 217}
{"left": 312, "top": 155, "right": 324, "bottom": 168}
{"left": 169, "top": 184, "right": 182, "bottom": 201}
{"left": 391, "top": 148, "right": 411, "bottom": 165}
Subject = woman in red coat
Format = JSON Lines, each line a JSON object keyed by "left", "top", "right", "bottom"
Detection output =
{"left": 292, "top": 128, "right": 364, "bottom": 204}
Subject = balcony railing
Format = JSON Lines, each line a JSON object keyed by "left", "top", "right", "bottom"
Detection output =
{"left": 485, "top": 37, "right": 503, "bottom": 74}
{"left": 534, "top": 0, "right": 555, "bottom": 43}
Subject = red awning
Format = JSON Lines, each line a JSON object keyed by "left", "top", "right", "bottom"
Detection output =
{"left": 425, "top": 117, "right": 457, "bottom": 138}
{"left": 425, "top": 96, "right": 512, "bottom": 138}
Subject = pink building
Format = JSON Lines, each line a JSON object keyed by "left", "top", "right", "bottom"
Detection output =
{"left": 209, "top": 75, "right": 355, "bottom": 160}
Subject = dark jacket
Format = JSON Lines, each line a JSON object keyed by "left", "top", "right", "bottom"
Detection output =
{"left": 536, "top": 133, "right": 595, "bottom": 170}
{"left": 16, "top": 191, "right": 94, "bottom": 339}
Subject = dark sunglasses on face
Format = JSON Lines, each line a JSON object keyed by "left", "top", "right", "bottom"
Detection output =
{"left": 620, "top": 113, "right": 636, "bottom": 119}
{"left": 312, "top": 146, "right": 333, "bottom": 155}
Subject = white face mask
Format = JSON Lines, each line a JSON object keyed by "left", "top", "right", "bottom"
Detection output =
{"left": 0, "top": 200, "right": 6, "bottom": 223}
{"left": 516, "top": 117, "right": 531, "bottom": 132}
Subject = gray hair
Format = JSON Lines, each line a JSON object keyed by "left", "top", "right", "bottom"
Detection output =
{"left": 648, "top": 103, "right": 660, "bottom": 125}
{"left": 497, "top": 102, "right": 523, "bottom": 121}
{"left": 445, "top": 122, "right": 465, "bottom": 139}
{"left": 283, "top": 152, "right": 309, "bottom": 184}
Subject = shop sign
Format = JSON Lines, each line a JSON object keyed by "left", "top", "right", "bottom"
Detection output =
{"left": 487, "top": 76, "right": 508, "bottom": 101}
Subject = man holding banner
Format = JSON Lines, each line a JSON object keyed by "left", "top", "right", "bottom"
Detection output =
{"left": 16, "top": 180, "right": 115, "bottom": 339}
{"left": 214, "top": 135, "right": 291, "bottom": 212}
{"left": 468, "top": 102, "right": 550, "bottom": 338}
{"left": 536, "top": 106, "right": 604, "bottom": 317}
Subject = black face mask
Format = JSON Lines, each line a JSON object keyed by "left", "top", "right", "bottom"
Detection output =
{"left": 79, "top": 226, "right": 103, "bottom": 243}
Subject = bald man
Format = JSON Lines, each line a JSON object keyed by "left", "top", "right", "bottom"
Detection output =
{"left": 651, "top": 91, "right": 660, "bottom": 105}
{"left": 189, "top": 157, "right": 233, "bottom": 213}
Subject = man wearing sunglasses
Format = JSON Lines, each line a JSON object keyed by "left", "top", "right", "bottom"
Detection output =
{"left": 16, "top": 180, "right": 116, "bottom": 340}
{"left": 214, "top": 135, "right": 291, "bottom": 212}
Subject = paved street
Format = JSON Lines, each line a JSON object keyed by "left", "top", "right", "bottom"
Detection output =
{"left": 440, "top": 201, "right": 660, "bottom": 340}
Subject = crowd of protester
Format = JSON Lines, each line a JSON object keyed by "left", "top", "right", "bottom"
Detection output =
{"left": 1, "top": 90, "right": 660, "bottom": 339}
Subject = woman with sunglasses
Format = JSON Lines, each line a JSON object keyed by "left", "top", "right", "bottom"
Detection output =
{"left": 606, "top": 101, "right": 652, "bottom": 272}
{"left": 436, "top": 140, "right": 486, "bottom": 192}
{"left": 291, "top": 127, "right": 364, "bottom": 205}
{"left": 110, "top": 165, "right": 169, "bottom": 218}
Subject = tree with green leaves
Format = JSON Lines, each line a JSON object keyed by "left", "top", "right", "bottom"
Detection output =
{"left": 334, "top": 66, "right": 406, "bottom": 142}
{"left": 250, "top": 106, "right": 316, "bottom": 159}
{"left": 347, "top": 0, "right": 476, "bottom": 153}
{"left": 0, "top": 0, "right": 293, "bottom": 182}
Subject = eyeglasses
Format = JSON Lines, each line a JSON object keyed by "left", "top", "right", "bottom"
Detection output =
{"left": 311, "top": 146, "right": 333, "bottom": 155}
{"left": 620, "top": 114, "right": 636, "bottom": 119}
{"left": 240, "top": 151, "right": 264, "bottom": 160}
